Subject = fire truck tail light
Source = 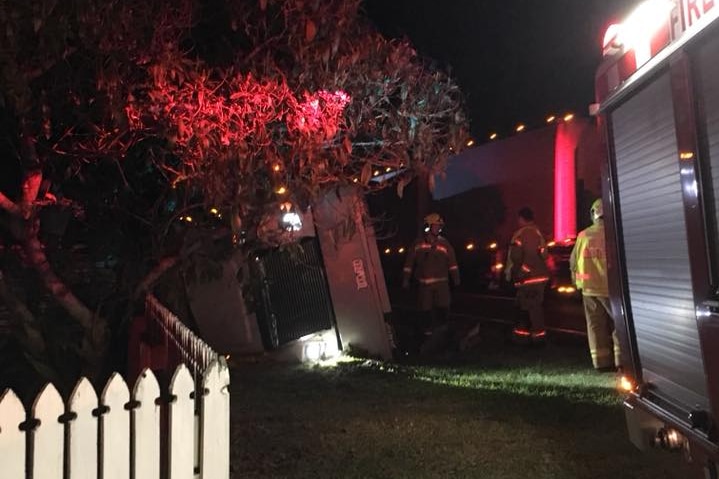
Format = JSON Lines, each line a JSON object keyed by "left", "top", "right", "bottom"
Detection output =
{"left": 619, "top": 375, "right": 636, "bottom": 392}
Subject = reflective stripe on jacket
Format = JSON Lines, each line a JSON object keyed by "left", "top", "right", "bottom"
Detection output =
{"left": 505, "top": 224, "right": 549, "bottom": 286}
{"left": 403, "top": 235, "right": 460, "bottom": 286}
{"left": 569, "top": 222, "right": 608, "bottom": 297}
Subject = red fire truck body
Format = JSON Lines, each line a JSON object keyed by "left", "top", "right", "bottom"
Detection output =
{"left": 597, "top": 0, "right": 719, "bottom": 474}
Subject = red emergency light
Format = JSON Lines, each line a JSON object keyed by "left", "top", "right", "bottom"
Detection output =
{"left": 598, "top": 0, "right": 719, "bottom": 104}
{"left": 602, "top": 24, "right": 623, "bottom": 57}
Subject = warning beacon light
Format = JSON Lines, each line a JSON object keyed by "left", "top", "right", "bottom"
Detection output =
{"left": 601, "top": 0, "right": 674, "bottom": 63}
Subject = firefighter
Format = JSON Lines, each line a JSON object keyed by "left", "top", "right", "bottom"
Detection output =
{"left": 505, "top": 207, "right": 550, "bottom": 344}
{"left": 570, "top": 199, "right": 621, "bottom": 372}
{"left": 402, "top": 213, "right": 460, "bottom": 353}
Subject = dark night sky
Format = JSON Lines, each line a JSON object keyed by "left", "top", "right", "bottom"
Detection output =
{"left": 364, "top": 0, "right": 637, "bottom": 141}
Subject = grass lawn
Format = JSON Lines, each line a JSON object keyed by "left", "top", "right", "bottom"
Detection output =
{"left": 228, "top": 324, "right": 698, "bottom": 479}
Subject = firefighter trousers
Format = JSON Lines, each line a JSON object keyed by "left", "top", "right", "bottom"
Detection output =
{"left": 410, "top": 282, "right": 452, "bottom": 354}
{"left": 582, "top": 295, "right": 621, "bottom": 369}
{"left": 417, "top": 281, "right": 451, "bottom": 312}
{"left": 515, "top": 283, "right": 545, "bottom": 332}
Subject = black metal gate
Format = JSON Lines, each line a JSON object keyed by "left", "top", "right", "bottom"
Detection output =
{"left": 253, "top": 237, "right": 336, "bottom": 348}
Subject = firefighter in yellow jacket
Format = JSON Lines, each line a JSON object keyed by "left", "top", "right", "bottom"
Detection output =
{"left": 570, "top": 199, "right": 621, "bottom": 371}
{"left": 506, "top": 207, "right": 550, "bottom": 343}
{"left": 402, "top": 213, "right": 460, "bottom": 351}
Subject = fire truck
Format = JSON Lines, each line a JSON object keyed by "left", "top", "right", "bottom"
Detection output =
{"left": 596, "top": 0, "right": 719, "bottom": 475}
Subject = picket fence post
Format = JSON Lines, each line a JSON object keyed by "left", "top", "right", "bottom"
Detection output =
{"left": 32, "top": 383, "right": 64, "bottom": 479}
{"left": 200, "top": 359, "right": 231, "bottom": 479}
{"left": 169, "top": 364, "right": 195, "bottom": 479}
{"left": 0, "top": 389, "right": 25, "bottom": 479}
{"left": 132, "top": 368, "right": 161, "bottom": 479}
{"left": 67, "top": 378, "right": 99, "bottom": 479}
{"left": 100, "top": 373, "right": 130, "bottom": 479}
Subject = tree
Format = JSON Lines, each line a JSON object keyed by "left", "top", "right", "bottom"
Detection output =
{"left": 0, "top": 0, "right": 468, "bottom": 382}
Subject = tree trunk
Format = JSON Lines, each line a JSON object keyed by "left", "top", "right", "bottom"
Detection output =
{"left": 0, "top": 268, "right": 60, "bottom": 383}
{"left": 1, "top": 171, "right": 108, "bottom": 376}
{"left": 22, "top": 237, "right": 99, "bottom": 331}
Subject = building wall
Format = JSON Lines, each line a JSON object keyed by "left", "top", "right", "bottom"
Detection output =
{"left": 433, "top": 117, "right": 603, "bottom": 245}
{"left": 434, "top": 125, "right": 556, "bottom": 245}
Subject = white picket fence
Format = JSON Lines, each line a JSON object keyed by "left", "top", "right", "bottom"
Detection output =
{"left": 0, "top": 295, "right": 230, "bottom": 479}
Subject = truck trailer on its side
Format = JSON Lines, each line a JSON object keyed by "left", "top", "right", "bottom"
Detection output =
{"left": 596, "top": 1, "right": 719, "bottom": 475}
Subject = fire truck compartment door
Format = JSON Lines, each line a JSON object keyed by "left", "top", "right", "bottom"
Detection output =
{"left": 611, "top": 72, "right": 709, "bottom": 411}
{"left": 697, "top": 34, "right": 719, "bottom": 294}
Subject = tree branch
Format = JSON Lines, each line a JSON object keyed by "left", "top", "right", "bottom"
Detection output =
{"left": 21, "top": 170, "right": 42, "bottom": 206}
{"left": 0, "top": 191, "right": 23, "bottom": 217}
{"left": 0, "top": 269, "right": 44, "bottom": 353}
{"left": 0, "top": 268, "right": 60, "bottom": 383}
{"left": 134, "top": 256, "right": 179, "bottom": 299}
{"left": 23, "top": 236, "right": 106, "bottom": 355}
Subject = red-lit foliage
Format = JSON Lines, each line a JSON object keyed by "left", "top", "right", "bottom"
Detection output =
{"left": 1, "top": 0, "right": 467, "bottom": 243}
{"left": 126, "top": 71, "right": 354, "bottom": 213}
{"left": 0, "top": 0, "right": 468, "bottom": 377}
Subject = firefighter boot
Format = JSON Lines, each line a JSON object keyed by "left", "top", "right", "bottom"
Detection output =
{"left": 531, "top": 329, "right": 548, "bottom": 347}
{"left": 511, "top": 309, "right": 532, "bottom": 346}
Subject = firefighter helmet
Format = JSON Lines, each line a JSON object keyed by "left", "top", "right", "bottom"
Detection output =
{"left": 591, "top": 199, "right": 603, "bottom": 223}
{"left": 424, "top": 213, "right": 444, "bottom": 225}
{"left": 423, "top": 213, "right": 444, "bottom": 233}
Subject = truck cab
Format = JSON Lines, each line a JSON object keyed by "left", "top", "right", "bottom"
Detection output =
{"left": 597, "top": 1, "right": 719, "bottom": 475}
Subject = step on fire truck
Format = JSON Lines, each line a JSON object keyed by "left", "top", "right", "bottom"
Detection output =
{"left": 596, "top": 0, "right": 719, "bottom": 475}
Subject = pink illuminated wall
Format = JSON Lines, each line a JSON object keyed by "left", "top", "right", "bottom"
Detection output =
{"left": 554, "top": 122, "right": 577, "bottom": 241}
